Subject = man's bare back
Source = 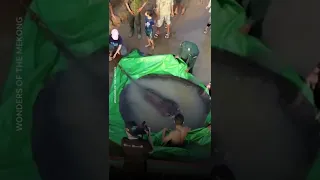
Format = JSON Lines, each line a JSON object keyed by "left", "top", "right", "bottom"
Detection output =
{"left": 162, "top": 125, "right": 190, "bottom": 146}
{"left": 162, "top": 113, "right": 189, "bottom": 146}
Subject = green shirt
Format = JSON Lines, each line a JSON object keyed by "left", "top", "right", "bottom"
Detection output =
{"left": 178, "top": 41, "right": 199, "bottom": 69}
{"left": 126, "top": 0, "right": 148, "bottom": 14}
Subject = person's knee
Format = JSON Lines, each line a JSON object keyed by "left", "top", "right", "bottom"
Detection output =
{"left": 165, "top": 16, "right": 171, "bottom": 25}
{"left": 121, "top": 46, "right": 128, "bottom": 55}
{"left": 157, "top": 19, "right": 164, "bottom": 27}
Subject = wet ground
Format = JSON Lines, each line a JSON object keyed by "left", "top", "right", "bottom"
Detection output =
{"left": 109, "top": 0, "right": 211, "bottom": 85}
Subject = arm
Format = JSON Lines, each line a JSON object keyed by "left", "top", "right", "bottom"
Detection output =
{"left": 186, "top": 56, "right": 196, "bottom": 70}
{"left": 138, "top": 1, "right": 148, "bottom": 12}
{"left": 147, "top": 134, "right": 154, "bottom": 149}
{"left": 113, "top": 45, "right": 122, "bottom": 57}
{"left": 109, "top": 2, "right": 115, "bottom": 17}
{"left": 161, "top": 128, "right": 171, "bottom": 144}
{"left": 125, "top": 1, "right": 134, "bottom": 15}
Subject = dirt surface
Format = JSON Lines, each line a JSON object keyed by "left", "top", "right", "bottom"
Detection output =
{"left": 109, "top": 0, "right": 211, "bottom": 85}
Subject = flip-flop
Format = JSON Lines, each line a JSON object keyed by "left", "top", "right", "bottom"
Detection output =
{"left": 154, "top": 33, "right": 159, "bottom": 38}
{"left": 165, "top": 33, "right": 170, "bottom": 39}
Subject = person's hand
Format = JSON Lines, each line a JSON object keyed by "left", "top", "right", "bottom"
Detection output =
{"left": 206, "top": 82, "right": 211, "bottom": 89}
{"left": 306, "top": 72, "right": 318, "bottom": 89}
{"left": 240, "top": 24, "right": 251, "bottom": 34}
{"left": 137, "top": 7, "right": 143, "bottom": 13}
{"left": 130, "top": 10, "right": 135, "bottom": 16}
{"left": 175, "top": 55, "right": 179, "bottom": 58}
{"left": 185, "top": 68, "right": 189, "bottom": 72}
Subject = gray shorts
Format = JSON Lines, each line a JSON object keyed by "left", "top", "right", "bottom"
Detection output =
{"left": 156, "top": 15, "right": 171, "bottom": 27}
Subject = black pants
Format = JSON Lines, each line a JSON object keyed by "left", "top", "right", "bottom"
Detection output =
{"left": 128, "top": 13, "right": 142, "bottom": 34}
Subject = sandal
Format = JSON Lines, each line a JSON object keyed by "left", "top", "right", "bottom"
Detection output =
{"left": 204, "top": 29, "right": 208, "bottom": 34}
{"left": 154, "top": 33, "right": 159, "bottom": 38}
{"left": 165, "top": 33, "right": 170, "bottom": 39}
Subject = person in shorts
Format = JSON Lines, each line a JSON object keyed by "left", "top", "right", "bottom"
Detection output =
{"left": 144, "top": 10, "right": 155, "bottom": 49}
{"left": 154, "top": 0, "right": 174, "bottom": 39}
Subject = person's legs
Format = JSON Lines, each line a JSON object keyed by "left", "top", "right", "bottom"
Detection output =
{"left": 174, "top": 0, "right": 180, "bottom": 14}
{"left": 164, "top": 15, "right": 171, "bottom": 38}
{"left": 155, "top": 16, "right": 164, "bottom": 38}
{"left": 120, "top": 46, "right": 128, "bottom": 56}
{"left": 204, "top": 16, "right": 211, "bottom": 34}
{"left": 181, "top": 0, "right": 188, "bottom": 15}
{"left": 135, "top": 13, "right": 142, "bottom": 39}
{"left": 128, "top": 14, "right": 135, "bottom": 37}
{"left": 109, "top": 45, "right": 115, "bottom": 56}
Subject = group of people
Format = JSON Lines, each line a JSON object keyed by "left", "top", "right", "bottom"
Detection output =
{"left": 120, "top": 113, "right": 192, "bottom": 176}
{"left": 109, "top": 0, "right": 212, "bottom": 60}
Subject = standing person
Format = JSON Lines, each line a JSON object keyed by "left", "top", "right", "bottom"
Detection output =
{"left": 125, "top": 0, "right": 148, "bottom": 39}
{"left": 161, "top": 114, "right": 191, "bottom": 147}
{"left": 109, "top": 29, "right": 127, "bottom": 61}
{"left": 203, "top": 0, "right": 211, "bottom": 34}
{"left": 174, "top": 0, "right": 187, "bottom": 15}
{"left": 236, "top": 0, "right": 271, "bottom": 39}
{"left": 144, "top": 10, "right": 155, "bottom": 49}
{"left": 121, "top": 121, "right": 153, "bottom": 177}
{"left": 154, "top": 0, "right": 174, "bottom": 39}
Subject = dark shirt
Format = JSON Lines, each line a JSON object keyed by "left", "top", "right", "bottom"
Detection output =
{"left": 121, "top": 137, "right": 153, "bottom": 172}
{"left": 109, "top": 35, "right": 123, "bottom": 48}
{"left": 145, "top": 17, "right": 154, "bottom": 32}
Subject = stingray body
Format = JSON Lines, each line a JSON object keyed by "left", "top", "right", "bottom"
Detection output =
{"left": 119, "top": 75, "right": 210, "bottom": 132}
{"left": 143, "top": 88, "right": 181, "bottom": 118}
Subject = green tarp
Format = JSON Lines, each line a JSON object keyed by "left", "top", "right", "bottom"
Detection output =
{"left": 213, "top": 0, "right": 319, "bottom": 179}
{"left": 0, "top": 0, "right": 109, "bottom": 180}
{"left": 109, "top": 50, "right": 211, "bottom": 160}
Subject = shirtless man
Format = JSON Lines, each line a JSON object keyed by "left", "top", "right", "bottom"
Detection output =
{"left": 161, "top": 114, "right": 191, "bottom": 146}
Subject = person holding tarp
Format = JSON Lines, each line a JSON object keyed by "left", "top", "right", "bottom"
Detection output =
{"left": 175, "top": 41, "right": 199, "bottom": 74}
{"left": 236, "top": 0, "right": 271, "bottom": 39}
{"left": 121, "top": 121, "right": 153, "bottom": 175}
